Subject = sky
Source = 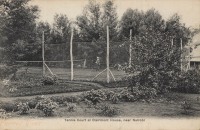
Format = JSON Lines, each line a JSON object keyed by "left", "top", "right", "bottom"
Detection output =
{"left": 30, "top": 0, "right": 200, "bottom": 28}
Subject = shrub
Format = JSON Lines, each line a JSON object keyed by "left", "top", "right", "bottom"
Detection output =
{"left": 0, "top": 64, "right": 18, "bottom": 80}
{"left": 35, "top": 98, "right": 58, "bottom": 116}
{"left": 17, "top": 102, "right": 30, "bottom": 115}
{"left": 83, "top": 99, "right": 94, "bottom": 108}
{"left": 0, "top": 109, "right": 11, "bottom": 119}
{"left": 0, "top": 102, "right": 18, "bottom": 112}
{"left": 134, "top": 85, "right": 157, "bottom": 100}
{"left": 41, "top": 75, "right": 58, "bottom": 85}
{"left": 98, "top": 104, "right": 119, "bottom": 117}
{"left": 171, "top": 70, "right": 200, "bottom": 94}
{"left": 119, "top": 88, "right": 136, "bottom": 102}
{"left": 119, "top": 87, "right": 157, "bottom": 102}
{"left": 109, "top": 93, "right": 120, "bottom": 104}
{"left": 64, "top": 102, "right": 77, "bottom": 112}
{"left": 181, "top": 101, "right": 192, "bottom": 115}
{"left": 50, "top": 96, "right": 65, "bottom": 104}
{"left": 27, "top": 95, "right": 45, "bottom": 109}
{"left": 82, "top": 89, "right": 106, "bottom": 105}
{"left": 28, "top": 99, "right": 38, "bottom": 109}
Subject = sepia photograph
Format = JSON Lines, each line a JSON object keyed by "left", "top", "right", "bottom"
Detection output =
{"left": 0, "top": 0, "right": 200, "bottom": 129}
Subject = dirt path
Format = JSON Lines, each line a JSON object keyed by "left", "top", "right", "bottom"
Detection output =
{"left": 0, "top": 87, "right": 121, "bottom": 102}
{"left": 0, "top": 80, "right": 108, "bottom": 102}
{"left": 0, "top": 91, "right": 83, "bottom": 102}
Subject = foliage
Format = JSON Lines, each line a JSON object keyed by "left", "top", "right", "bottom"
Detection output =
{"left": 107, "top": 91, "right": 120, "bottom": 104}
{"left": 76, "top": 0, "right": 102, "bottom": 41}
{"left": 35, "top": 98, "right": 58, "bottom": 116}
{"left": 0, "top": 64, "right": 18, "bottom": 79}
{"left": 0, "top": 109, "right": 11, "bottom": 119}
{"left": 64, "top": 102, "right": 77, "bottom": 112}
{"left": 98, "top": 103, "right": 119, "bottom": 117}
{"left": 17, "top": 102, "right": 30, "bottom": 114}
{"left": 101, "top": 0, "right": 118, "bottom": 40}
{"left": 119, "top": 87, "right": 157, "bottom": 102}
{"left": 82, "top": 89, "right": 106, "bottom": 105}
{"left": 119, "top": 8, "right": 143, "bottom": 38}
{"left": 0, "top": 102, "right": 18, "bottom": 112}
{"left": 41, "top": 75, "right": 58, "bottom": 85}
{"left": 181, "top": 101, "right": 192, "bottom": 115}
{"left": 119, "top": 88, "right": 136, "bottom": 102}
{"left": 0, "top": 0, "right": 39, "bottom": 61}
{"left": 170, "top": 70, "right": 200, "bottom": 93}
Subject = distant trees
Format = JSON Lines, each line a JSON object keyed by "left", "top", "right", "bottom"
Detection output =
{"left": 76, "top": 0, "right": 119, "bottom": 65}
{"left": 0, "top": 0, "right": 193, "bottom": 70}
{"left": 0, "top": 0, "right": 39, "bottom": 61}
{"left": 76, "top": 0, "right": 102, "bottom": 42}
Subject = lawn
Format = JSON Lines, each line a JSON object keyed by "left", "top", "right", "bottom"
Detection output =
{"left": 19, "top": 67, "right": 127, "bottom": 81}
{"left": 0, "top": 91, "right": 200, "bottom": 118}
{"left": 0, "top": 67, "right": 200, "bottom": 119}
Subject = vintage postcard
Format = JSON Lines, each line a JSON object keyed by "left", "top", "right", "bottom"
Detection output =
{"left": 0, "top": 0, "right": 200, "bottom": 129}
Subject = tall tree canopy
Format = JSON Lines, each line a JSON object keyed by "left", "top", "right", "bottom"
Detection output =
{"left": 0, "top": 0, "right": 39, "bottom": 61}
{"left": 119, "top": 8, "right": 143, "bottom": 39}
{"left": 101, "top": 0, "right": 118, "bottom": 40}
{"left": 76, "top": 0, "right": 102, "bottom": 42}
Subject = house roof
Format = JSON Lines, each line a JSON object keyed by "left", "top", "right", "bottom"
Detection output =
{"left": 190, "top": 32, "right": 200, "bottom": 62}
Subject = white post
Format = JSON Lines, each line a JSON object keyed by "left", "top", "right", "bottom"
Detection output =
{"left": 42, "top": 31, "right": 45, "bottom": 76}
{"left": 107, "top": 26, "right": 110, "bottom": 83}
{"left": 70, "top": 28, "right": 74, "bottom": 80}
{"left": 180, "top": 38, "right": 183, "bottom": 71}
{"left": 129, "top": 29, "right": 132, "bottom": 68}
{"left": 171, "top": 38, "right": 173, "bottom": 46}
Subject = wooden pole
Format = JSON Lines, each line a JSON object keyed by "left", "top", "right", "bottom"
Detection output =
{"left": 70, "top": 28, "right": 74, "bottom": 80}
{"left": 107, "top": 26, "right": 110, "bottom": 83}
{"left": 129, "top": 29, "right": 132, "bottom": 68}
{"left": 42, "top": 31, "right": 45, "bottom": 76}
{"left": 180, "top": 38, "right": 183, "bottom": 71}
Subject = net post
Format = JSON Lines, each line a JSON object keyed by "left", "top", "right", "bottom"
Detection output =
{"left": 42, "top": 31, "right": 45, "bottom": 76}
{"left": 107, "top": 26, "right": 110, "bottom": 83}
{"left": 180, "top": 38, "right": 183, "bottom": 71}
{"left": 70, "top": 28, "right": 74, "bottom": 81}
{"left": 129, "top": 29, "right": 132, "bottom": 68}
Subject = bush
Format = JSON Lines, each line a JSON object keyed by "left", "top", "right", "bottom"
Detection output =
{"left": 98, "top": 104, "right": 119, "bottom": 117}
{"left": 41, "top": 75, "right": 58, "bottom": 85}
{"left": 119, "top": 86, "right": 157, "bottom": 102}
{"left": 28, "top": 99, "right": 38, "bottom": 109}
{"left": 0, "top": 109, "right": 11, "bottom": 119}
{"left": 17, "top": 102, "right": 30, "bottom": 114}
{"left": 171, "top": 70, "right": 200, "bottom": 93}
{"left": 82, "top": 89, "right": 106, "bottom": 105}
{"left": 108, "top": 92, "right": 120, "bottom": 104}
{"left": 119, "top": 88, "right": 136, "bottom": 102}
{"left": 181, "top": 101, "right": 192, "bottom": 115}
{"left": 126, "top": 65, "right": 178, "bottom": 94}
{"left": 0, "top": 64, "right": 18, "bottom": 80}
{"left": 0, "top": 102, "right": 18, "bottom": 112}
{"left": 64, "top": 102, "right": 77, "bottom": 112}
{"left": 35, "top": 98, "right": 58, "bottom": 116}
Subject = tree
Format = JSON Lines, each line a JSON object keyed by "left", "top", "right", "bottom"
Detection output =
{"left": 101, "top": 0, "right": 118, "bottom": 40}
{"left": 0, "top": 0, "right": 39, "bottom": 61}
{"left": 127, "top": 29, "right": 182, "bottom": 93}
{"left": 165, "top": 13, "right": 191, "bottom": 47}
{"left": 119, "top": 8, "right": 143, "bottom": 39}
{"left": 37, "top": 21, "right": 52, "bottom": 44}
{"left": 76, "top": 0, "right": 102, "bottom": 41}
{"left": 52, "top": 14, "right": 71, "bottom": 44}
{"left": 141, "top": 8, "right": 165, "bottom": 32}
